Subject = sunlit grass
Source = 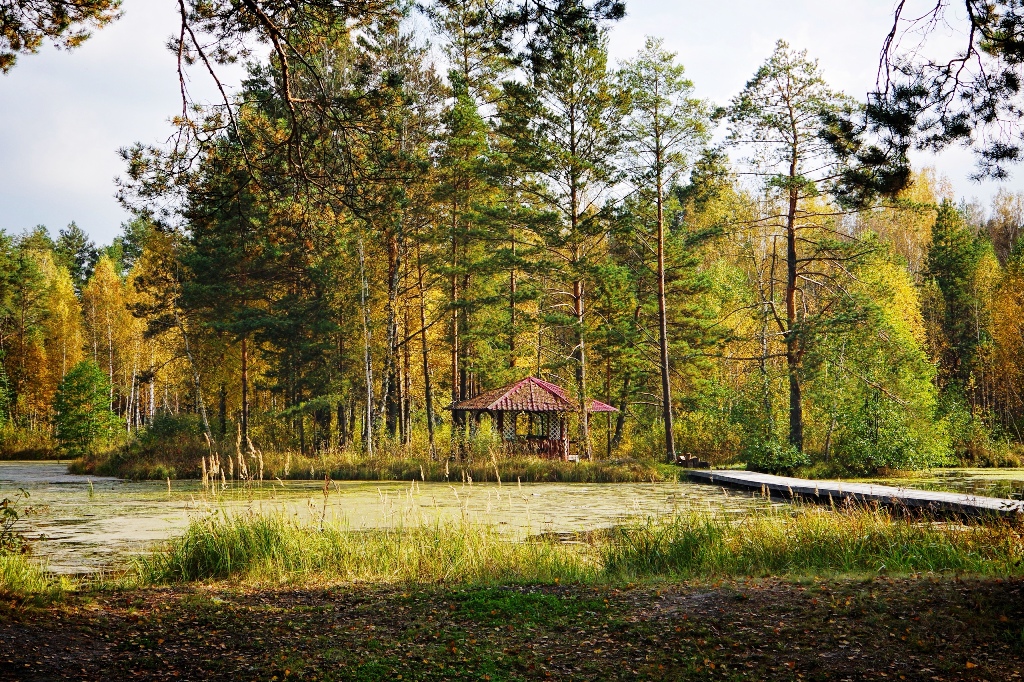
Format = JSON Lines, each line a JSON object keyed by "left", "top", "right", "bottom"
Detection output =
{"left": 0, "top": 553, "right": 73, "bottom": 603}
{"left": 305, "top": 455, "right": 681, "bottom": 484}
{"left": 131, "top": 505, "right": 1024, "bottom": 587}
{"left": 131, "top": 512, "right": 598, "bottom": 586}
{"left": 604, "top": 506, "right": 1024, "bottom": 579}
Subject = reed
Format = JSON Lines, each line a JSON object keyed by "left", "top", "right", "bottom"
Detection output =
{"left": 307, "top": 456, "right": 680, "bottom": 484}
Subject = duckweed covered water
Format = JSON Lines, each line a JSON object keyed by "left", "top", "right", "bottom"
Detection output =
{"left": 1, "top": 461, "right": 777, "bottom": 574}
{"left": 869, "top": 468, "right": 1024, "bottom": 500}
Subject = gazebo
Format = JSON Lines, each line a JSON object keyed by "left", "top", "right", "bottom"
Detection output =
{"left": 448, "top": 376, "right": 617, "bottom": 460}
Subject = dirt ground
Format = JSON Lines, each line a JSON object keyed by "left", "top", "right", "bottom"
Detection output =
{"left": 1, "top": 577, "right": 1022, "bottom": 681}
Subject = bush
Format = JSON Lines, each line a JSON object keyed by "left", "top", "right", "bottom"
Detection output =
{"left": 1, "top": 489, "right": 30, "bottom": 554}
{"left": 745, "top": 439, "right": 810, "bottom": 475}
{"left": 142, "top": 412, "right": 204, "bottom": 444}
{"left": 0, "top": 425, "right": 56, "bottom": 459}
{"left": 942, "top": 398, "right": 1023, "bottom": 467}
{"left": 829, "top": 397, "right": 953, "bottom": 475}
{"left": 74, "top": 412, "right": 209, "bottom": 480}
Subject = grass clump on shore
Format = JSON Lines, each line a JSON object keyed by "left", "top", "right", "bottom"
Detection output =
{"left": 132, "top": 506, "right": 1024, "bottom": 587}
{"left": 604, "top": 507, "right": 1024, "bottom": 579}
{"left": 0, "top": 553, "right": 72, "bottom": 603}
{"left": 131, "top": 513, "right": 599, "bottom": 585}
{"left": 310, "top": 456, "right": 680, "bottom": 484}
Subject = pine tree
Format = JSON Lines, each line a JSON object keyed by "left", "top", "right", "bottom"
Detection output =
{"left": 499, "top": 17, "right": 620, "bottom": 459}
{"left": 926, "top": 200, "right": 989, "bottom": 396}
{"left": 618, "top": 36, "right": 711, "bottom": 462}
{"left": 54, "top": 222, "right": 98, "bottom": 295}
{"left": 728, "top": 40, "right": 860, "bottom": 453}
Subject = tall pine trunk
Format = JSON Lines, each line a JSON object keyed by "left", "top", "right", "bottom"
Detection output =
{"left": 785, "top": 158, "right": 803, "bottom": 452}
{"left": 358, "top": 240, "right": 374, "bottom": 456}
{"left": 655, "top": 164, "right": 676, "bottom": 463}
{"left": 509, "top": 238, "right": 517, "bottom": 369}
{"left": 573, "top": 277, "right": 591, "bottom": 460}
{"left": 381, "top": 232, "right": 402, "bottom": 437}
{"left": 240, "top": 336, "right": 249, "bottom": 453}
{"left": 450, "top": 205, "right": 462, "bottom": 451}
{"left": 414, "top": 238, "right": 436, "bottom": 458}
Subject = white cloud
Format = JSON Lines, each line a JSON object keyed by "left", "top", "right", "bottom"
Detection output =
{"left": 0, "top": 0, "right": 244, "bottom": 243}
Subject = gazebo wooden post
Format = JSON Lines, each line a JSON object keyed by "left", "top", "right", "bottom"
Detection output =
{"left": 560, "top": 414, "right": 568, "bottom": 460}
{"left": 469, "top": 411, "right": 480, "bottom": 439}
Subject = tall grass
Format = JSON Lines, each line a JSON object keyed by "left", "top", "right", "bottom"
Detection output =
{"left": 79, "top": 438, "right": 683, "bottom": 482}
{"left": 131, "top": 513, "right": 598, "bottom": 585}
{"left": 306, "top": 456, "right": 680, "bottom": 484}
{"left": 0, "top": 554, "right": 72, "bottom": 602}
{"left": 132, "top": 506, "right": 1024, "bottom": 587}
{"left": 604, "top": 507, "right": 1024, "bottom": 579}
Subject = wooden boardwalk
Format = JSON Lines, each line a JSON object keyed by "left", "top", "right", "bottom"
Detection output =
{"left": 687, "top": 469, "right": 1024, "bottom": 516}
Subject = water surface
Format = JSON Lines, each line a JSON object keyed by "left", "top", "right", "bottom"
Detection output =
{"left": 868, "top": 468, "right": 1024, "bottom": 500}
{"left": 0, "top": 461, "right": 772, "bottom": 574}
{"left": 8, "top": 462, "right": 1021, "bottom": 574}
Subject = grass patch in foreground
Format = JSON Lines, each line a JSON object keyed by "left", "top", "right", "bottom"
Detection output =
{"left": 605, "top": 507, "right": 1024, "bottom": 579}
{"left": 132, "top": 506, "right": 1024, "bottom": 587}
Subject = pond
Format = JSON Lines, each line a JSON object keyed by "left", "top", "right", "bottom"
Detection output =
{"left": 5, "top": 462, "right": 1023, "bottom": 575}
{"left": 869, "top": 468, "right": 1024, "bottom": 501}
{"left": 1, "top": 461, "right": 775, "bottom": 574}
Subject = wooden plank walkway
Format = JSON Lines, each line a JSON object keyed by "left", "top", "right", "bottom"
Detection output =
{"left": 687, "top": 469, "right": 1024, "bottom": 516}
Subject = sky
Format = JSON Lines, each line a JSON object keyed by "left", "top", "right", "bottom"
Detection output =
{"left": 0, "top": 0, "right": 1014, "bottom": 245}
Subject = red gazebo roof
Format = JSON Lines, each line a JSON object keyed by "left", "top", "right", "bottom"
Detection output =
{"left": 449, "top": 376, "right": 617, "bottom": 413}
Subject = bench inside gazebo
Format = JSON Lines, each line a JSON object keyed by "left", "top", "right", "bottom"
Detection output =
{"left": 448, "top": 376, "right": 617, "bottom": 460}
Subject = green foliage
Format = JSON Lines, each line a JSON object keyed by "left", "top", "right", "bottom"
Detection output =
{"left": 6, "top": 14, "right": 1024, "bottom": 477}
{"left": 113, "top": 214, "right": 153, "bottom": 271}
{"left": 0, "top": 360, "right": 11, "bottom": 428}
{"left": 52, "top": 360, "right": 120, "bottom": 457}
{"left": 830, "top": 396, "right": 951, "bottom": 474}
{"left": 74, "top": 413, "right": 205, "bottom": 480}
{"left": 0, "top": 425, "right": 57, "bottom": 460}
{"left": 940, "top": 395, "right": 1024, "bottom": 466}
{"left": 54, "top": 222, "right": 98, "bottom": 294}
{"left": 0, "top": 0, "right": 120, "bottom": 73}
{"left": 745, "top": 439, "right": 810, "bottom": 475}
{"left": 804, "top": 251, "right": 953, "bottom": 473}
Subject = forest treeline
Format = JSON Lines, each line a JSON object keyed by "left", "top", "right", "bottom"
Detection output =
{"left": 1, "top": 1, "right": 1023, "bottom": 476}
